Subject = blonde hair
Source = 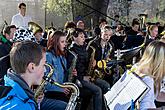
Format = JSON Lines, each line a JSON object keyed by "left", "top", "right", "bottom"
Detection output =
{"left": 137, "top": 40, "right": 165, "bottom": 90}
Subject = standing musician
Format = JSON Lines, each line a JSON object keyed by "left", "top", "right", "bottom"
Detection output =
{"left": 67, "top": 28, "right": 110, "bottom": 110}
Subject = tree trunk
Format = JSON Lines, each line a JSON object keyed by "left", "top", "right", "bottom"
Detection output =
{"left": 72, "top": 0, "right": 109, "bottom": 29}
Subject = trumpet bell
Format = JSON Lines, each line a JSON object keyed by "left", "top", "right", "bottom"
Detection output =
{"left": 28, "top": 22, "right": 43, "bottom": 35}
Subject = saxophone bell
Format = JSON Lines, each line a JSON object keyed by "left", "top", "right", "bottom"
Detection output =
{"left": 45, "top": 77, "right": 80, "bottom": 110}
{"left": 35, "top": 62, "right": 80, "bottom": 110}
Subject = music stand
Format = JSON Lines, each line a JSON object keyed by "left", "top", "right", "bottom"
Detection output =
{"left": 121, "top": 47, "right": 142, "bottom": 63}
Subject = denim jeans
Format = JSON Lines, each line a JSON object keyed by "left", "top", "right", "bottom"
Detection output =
{"left": 95, "top": 78, "right": 111, "bottom": 94}
{"left": 40, "top": 97, "right": 67, "bottom": 110}
{"left": 81, "top": 80, "right": 102, "bottom": 110}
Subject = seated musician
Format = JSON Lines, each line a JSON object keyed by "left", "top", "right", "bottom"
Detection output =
{"left": 67, "top": 28, "right": 110, "bottom": 110}
{"left": 133, "top": 40, "right": 165, "bottom": 109}
{"left": 145, "top": 25, "right": 159, "bottom": 46}
{"left": 111, "top": 24, "right": 126, "bottom": 50}
{"left": 41, "top": 31, "right": 76, "bottom": 110}
{"left": 0, "top": 41, "right": 46, "bottom": 110}
{"left": 87, "top": 25, "right": 116, "bottom": 86}
{"left": 0, "top": 25, "right": 16, "bottom": 85}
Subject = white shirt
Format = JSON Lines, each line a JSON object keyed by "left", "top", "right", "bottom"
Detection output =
{"left": 11, "top": 13, "right": 32, "bottom": 29}
{"left": 140, "top": 76, "right": 156, "bottom": 110}
{"left": 160, "top": 76, "right": 165, "bottom": 93}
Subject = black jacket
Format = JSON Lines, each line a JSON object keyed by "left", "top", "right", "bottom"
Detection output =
{"left": 89, "top": 38, "right": 115, "bottom": 62}
{"left": 67, "top": 43, "right": 89, "bottom": 81}
{"left": 0, "top": 42, "right": 12, "bottom": 84}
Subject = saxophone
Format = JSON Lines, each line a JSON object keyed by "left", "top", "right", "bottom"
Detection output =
{"left": 34, "top": 63, "right": 54, "bottom": 100}
{"left": 94, "top": 43, "right": 113, "bottom": 79}
{"left": 87, "top": 46, "right": 102, "bottom": 81}
{"left": 87, "top": 46, "right": 95, "bottom": 76}
{"left": 48, "top": 80, "right": 80, "bottom": 110}
{"left": 35, "top": 63, "right": 80, "bottom": 110}
{"left": 104, "top": 42, "right": 113, "bottom": 61}
{"left": 68, "top": 49, "right": 77, "bottom": 82}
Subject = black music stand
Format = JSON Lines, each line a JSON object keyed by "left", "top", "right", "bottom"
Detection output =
{"left": 120, "top": 47, "right": 142, "bottom": 64}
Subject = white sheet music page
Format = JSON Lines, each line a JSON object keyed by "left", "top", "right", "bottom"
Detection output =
{"left": 104, "top": 70, "right": 150, "bottom": 110}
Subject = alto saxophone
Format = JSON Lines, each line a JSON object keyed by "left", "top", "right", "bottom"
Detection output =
{"left": 104, "top": 42, "right": 113, "bottom": 61}
{"left": 87, "top": 46, "right": 102, "bottom": 80}
{"left": 68, "top": 49, "right": 77, "bottom": 82}
{"left": 87, "top": 46, "right": 96, "bottom": 76}
{"left": 35, "top": 63, "right": 80, "bottom": 110}
{"left": 47, "top": 80, "right": 80, "bottom": 110}
{"left": 34, "top": 63, "right": 54, "bottom": 100}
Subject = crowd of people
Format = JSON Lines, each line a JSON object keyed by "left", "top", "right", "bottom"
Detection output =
{"left": 0, "top": 2, "right": 165, "bottom": 110}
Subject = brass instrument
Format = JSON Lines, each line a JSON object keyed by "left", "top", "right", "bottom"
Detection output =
{"left": 96, "top": 43, "right": 113, "bottom": 76}
{"left": 87, "top": 46, "right": 102, "bottom": 80}
{"left": 28, "top": 22, "right": 42, "bottom": 35}
{"left": 138, "top": 14, "right": 148, "bottom": 30}
{"left": 104, "top": 42, "right": 113, "bottom": 60}
{"left": 48, "top": 81, "right": 80, "bottom": 110}
{"left": 68, "top": 49, "right": 77, "bottom": 82}
{"left": 88, "top": 46, "right": 95, "bottom": 76}
{"left": 63, "top": 82, "right": 80, "bottom": 110}
{"left": 35, "top": 63, "right": 80, "bottom": 110}
{"left": 34, "top": 63, "right": 54, "bottom": 100}
{"left": 66, "top": 28, "right": 75, "bottom": 45}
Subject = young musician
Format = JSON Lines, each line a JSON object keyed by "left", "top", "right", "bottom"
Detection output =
{"left": 0, "top": 25, "right": 16, "bottom": 84}
{"left": 0, "top": 41, "right": 46, "bottom": 110}
{"left": 88, "top": 25, "right": 115, "bottom": 86}
{"left": 67, "top": 28, "right": 110, "bottom": 110}
{"left": 134, "top": 40, "right": 165, "bottom": 109}
{"left": 0, "top": 27, "right": 34, "bottom": 85}
{"left": 145, "top": 25, "right": 159, "bottom": 46}
{"left": 41, "top": 31, "right": 76, "bottom": 110}
{"left": 89, "top": 25, "right": 114, "bottom": 62}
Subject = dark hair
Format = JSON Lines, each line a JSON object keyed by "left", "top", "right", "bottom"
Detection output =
{"left": 64, "top": 21, "right": 76, "bottom": 30}
{"left": 115, "top": 15, "right": 119, "bottom": 18}
{"left": 99, "top": 18, "right": 107, "bottom": 24}
{"left": 10, "top": 41, "right": 45, "bottom": 74}
{"left": 18, "top": 3, "right": 26, "bottom": 9}
{"left": 132, "top": 20, "right": 140, "bottom": 27}
{"left": 3, "top": 25, "right": 16, "bottom": 35}
{"left": 71, "top": 28, "right": 84, "bottom": 38}
{"left": 47, "top": 31, "right": 66, "bottom": 56}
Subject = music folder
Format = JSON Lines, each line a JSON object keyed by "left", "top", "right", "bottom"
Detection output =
{"left": 104, "top": 70, "right": 150, "bottom": 110}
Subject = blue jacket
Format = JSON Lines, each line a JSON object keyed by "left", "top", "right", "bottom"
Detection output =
{"left": 45, "top": 51, "right": 67, "bottom": 92}
{"left": 0, "top": 75, "right": 37, "bottom": 110}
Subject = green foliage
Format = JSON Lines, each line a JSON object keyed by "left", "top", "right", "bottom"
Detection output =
{"left": 159, "top": 0, "right": 165, "bottom": 12}
{"left": 146, "top": 17, "right": 165, "bottom": 24}
{"left": 43, "top": 0, "right": 72, "bottom": 20}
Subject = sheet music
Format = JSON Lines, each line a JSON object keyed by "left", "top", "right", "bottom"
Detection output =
{"left": 104, "top": 70, "right": 150, "bottom": 110}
